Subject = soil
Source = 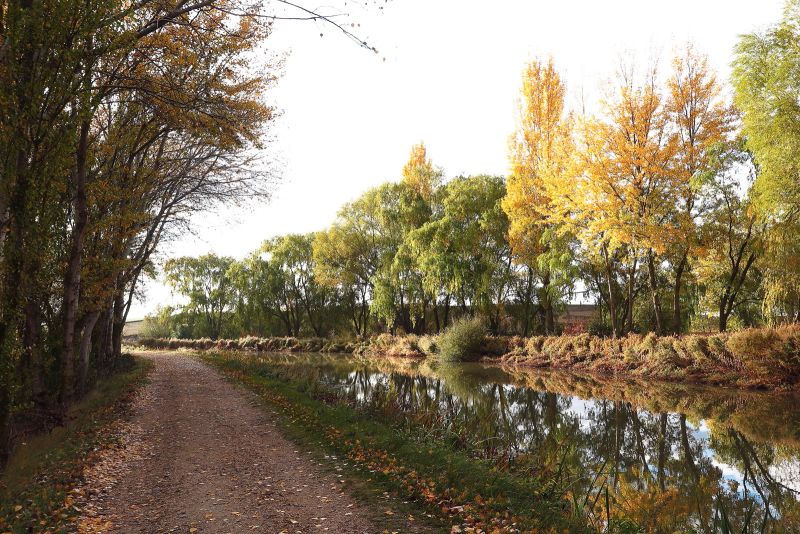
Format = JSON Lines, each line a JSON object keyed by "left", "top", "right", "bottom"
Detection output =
{"left": 76, "top": 351, "right": 380, "bottom": 533}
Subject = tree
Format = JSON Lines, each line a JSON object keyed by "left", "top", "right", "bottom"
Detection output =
{"left": 562, "top": 61, "right": 677, "bottom": 336}
{"left": 374, "top": 145, "right": 441, "bottom": 333}
{"left": 666, "top": 45, "right": 735, "bottom": 333}
{"left": 733, "top": 0, "right": 800, "bottom": 226}
{"left": 313, "top": 189, "right": 384, "bottom": 337}
{"left": 165, "top": 255, "right": 237, "bottom": 339}
{"left": 733, "top": 3, "right": 800, "bottom": 325}
{"left": 502, "top": 58, "right": 575, "bottom": 334}
{"left": 263, "top": 234, "right": 332, "bottom": 336}
{"left": 695, "top": 144, "right": 763, "bottom": 332}
{"left": 401, "top": 143, "right": 442, "bottom": 202}
{"left": 0, "top": 0, "right": 278, "bottom": 463}
{"left": 405, "top": 175, "right": 513, "bottom": 333}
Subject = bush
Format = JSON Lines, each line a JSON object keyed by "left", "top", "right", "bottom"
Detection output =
{"left": 437, "top": 317, "right": 487, "bottom": 363}
{"left": 587, "top": 320, "right": 613, "bottom": 338}
{"left": 140, "top": 306, "right": 176, "bottom": 339}
{"left": 417, "top": 335, "right": 438, "bottom": 356}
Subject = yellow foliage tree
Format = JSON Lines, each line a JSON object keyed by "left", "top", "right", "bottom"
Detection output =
{"left": 502, "top": 58, "right": 573, "bottom": 334}
{"left": 666, "top": 45, "right": 735, "bottom": 332}
{"left": 401, "top": 143, "right": 441, "bottom": 202}
{"left": 567, "top": 62, "right": 677, "bottom": 335}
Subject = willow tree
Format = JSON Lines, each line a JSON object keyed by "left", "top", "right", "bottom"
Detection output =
{"left": 313, "top": 187, "right": 386, "bottom": 337}
{"left": 406, "top": 175, "right": 513, "bottom": 334}
{"left": 165, "top": 255, "right": 237, "bottom": 340}
{"left": 733, "top": 1, "right": 800, "bottom": 323}
{"left": 502, "top": 58, "right": 574, "bottom": 335}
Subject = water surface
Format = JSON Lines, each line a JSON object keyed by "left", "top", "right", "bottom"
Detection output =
{"left": 252, "top": 352, "right": 800, "bottom": 532}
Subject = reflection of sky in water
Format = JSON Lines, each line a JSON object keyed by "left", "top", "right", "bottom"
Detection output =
{"left": 276, "top": 354, "right": 800, "bottom": 522}
{"left": 694, "top": 420, "right": 747, "bottom": 490}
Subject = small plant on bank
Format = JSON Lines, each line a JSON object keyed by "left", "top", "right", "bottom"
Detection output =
{"left": 437, "top": 317, "right": 487, "bottom": 362}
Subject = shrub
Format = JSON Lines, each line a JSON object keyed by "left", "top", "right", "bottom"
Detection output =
{"left": 437, "top": 317, "right": 487, "bottom": 363}
{"left": 588, "top": 320, "right": 613, "bottom": 338}
{"left": 140, "top": 306, "right": 176, "bottom": 339}
{"left": 417, "top": 335, "right": 438, "bottom": 356}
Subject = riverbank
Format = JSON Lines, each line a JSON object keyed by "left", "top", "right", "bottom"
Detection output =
{"left": 0, "top": 355, "right": 151, "bottom": 532}
{"left": 136, "top": 324, "right": 800, "bottom": 390}
{"left": 209, "top": 349, "right": 800, "bottom": 532}
{"left": 202, "top": 350, "right": 589, "bottom": 532}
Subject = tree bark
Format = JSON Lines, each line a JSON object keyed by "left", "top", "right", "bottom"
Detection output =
{"left": 542, "top": 272, "right": 555, "bottom": 335}
{"left": 77, "top": 311, "right": 101, "bottom": 395}
{"left": 61, "top": 118, "right": 91, "bottom": 409}
{"left": 646, "top": 250, "right": 664, "bottom": 335}
{"left": 23, "top": 300, "right": 45, "bottom": 406}
{"left": 602, "top": 245, "right": 620, "bottom": 338}
{"left": 672, "top": 253, "right": 687, "bottom": 334}
{"left": 625, "top": 258, "right": 637, "bottom": 335}
{"left": 112, "top": 290, "right": 126, "bottom": 365}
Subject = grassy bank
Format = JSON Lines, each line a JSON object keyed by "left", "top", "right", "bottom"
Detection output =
{"left": 137, "top": 324, "right": 800, "bottom": 389}
{"left": 494, "top": 325, "right": 800, "bottom": 389}
{"left": 202, "top": 351, "right": 593, "bottom": 533}
{"left": 0, "top": 355, "right": 151, "bottom": 533}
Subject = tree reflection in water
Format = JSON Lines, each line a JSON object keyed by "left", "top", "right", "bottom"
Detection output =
{"left": 254, "top": 353, "right": 800, "bottom": 532}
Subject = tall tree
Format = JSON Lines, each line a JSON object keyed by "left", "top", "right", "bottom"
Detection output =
{"left": 406, "top": 175, "right": 513, "bottom": 333}
{"left": 164, "top": 255, "right": 237, "bottom": 340}
{"left": 733, "top": 0, "right": 800, "bottom": 226}
{"left": 695, "top": 144, "right": 763, "bottom": 332}
{"left": 733, "top": 2, "right": 800, "bottom": 325}
{"left": 502, "top": 58, "right": 575, "bottom": 334}
{"left": 564, "top": 62, "right": 676, "bottom": 336}
{"left": 666, "top": 45, "right": 735, "bottom": 333}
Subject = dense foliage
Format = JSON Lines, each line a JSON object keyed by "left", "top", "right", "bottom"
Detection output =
{"left": 0, "top": 0, "right": 277, "bottom": 464}
{"left": 158, "top": 13, "right": 800, "bottom": 343}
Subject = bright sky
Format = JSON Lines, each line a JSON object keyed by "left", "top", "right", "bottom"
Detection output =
{"left": 128, "top": 0, "right": 786, "bottom": 320}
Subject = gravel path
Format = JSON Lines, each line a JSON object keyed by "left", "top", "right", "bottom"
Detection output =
{"left": 77, "top": 352, "right": 379, "bottom": 533}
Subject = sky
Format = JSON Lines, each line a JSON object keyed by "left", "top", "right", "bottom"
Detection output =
{"left": 128, "top": 0, "right": 786, "bottom": 320}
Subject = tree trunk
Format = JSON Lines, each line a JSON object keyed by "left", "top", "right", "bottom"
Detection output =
{"left": 23, "top": 300, "right": 45, "bottom": 407}
{"left": 0, "top": 147, "right": 33, "bottom": 464}
{"left": 719, "top": 301, "right": 729, "bottom": 333}
{"left": 542, "top": 272, "right": 555, "bottom": 335}
{"left": 77, "top": 311, "right": 101, "bottom": 396}
{"left": 624, "top": 258, "right": 637, "bottom": 335}
{"left": 672, "top": 254, "right": 687, "bottom": 334}
{"left": 112, "top": 291, "right": 126, "bottom": 364}
{"left": 646, "top": 250, "right": 664, "bottom": 335}
{"left": 602, "top": 246, "right": 620, "bottom": 338}
{"left": 61, "top": 118, "right": 91, "bottom": 410}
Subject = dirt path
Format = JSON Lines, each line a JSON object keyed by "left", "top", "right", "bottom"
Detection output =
{"left": 77, "top": 352, "right": 379, "bottom": 533}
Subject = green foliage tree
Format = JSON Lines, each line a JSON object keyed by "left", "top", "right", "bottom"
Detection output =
{"left": 164, "top": 255, "right": 237, "bottom": 340}
{"left": 405, "top": 175, "right": 513, "bottom": 334}
{"left": 733, "top": 3, "right": 800, "bottom": 324}
{"left": 733, "top": 1, "right": 800, "bottom": 226}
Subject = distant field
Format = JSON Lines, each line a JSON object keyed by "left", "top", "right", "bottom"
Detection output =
{"left": 123, "top": 320, "right": 143, "bottom": 340}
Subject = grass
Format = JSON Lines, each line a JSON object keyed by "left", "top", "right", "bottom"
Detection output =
{"left": 202, "top": 350, "right": 591, "bottom": 533}
{"left": 0, "top": 355, "right": 151, "bottom": 533}
{"left": 498, "top": 325, "right": 800, "bottom": 389}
